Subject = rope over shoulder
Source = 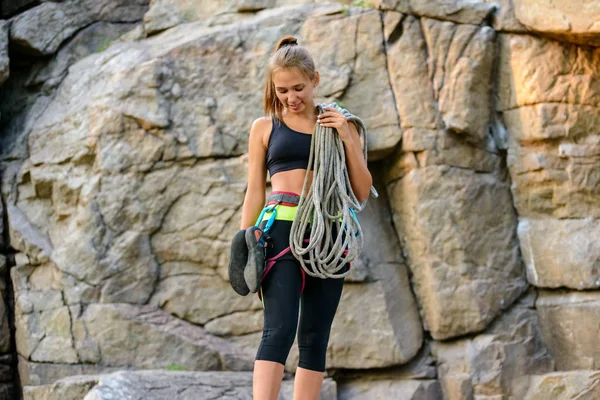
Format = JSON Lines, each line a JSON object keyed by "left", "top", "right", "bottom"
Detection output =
{"left": 289, "top": 103, "right": 378, "bottom": 279}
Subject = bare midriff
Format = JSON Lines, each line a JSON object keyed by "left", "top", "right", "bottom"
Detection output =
{"left": 271, "top": 169, "right": 314, "bottom": 197}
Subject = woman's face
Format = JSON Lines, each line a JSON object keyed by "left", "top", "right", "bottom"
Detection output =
{"left": 273, "top": 67, "right": 319, "bottom": 115}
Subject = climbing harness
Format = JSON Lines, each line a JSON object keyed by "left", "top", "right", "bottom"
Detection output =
{"left": 253, "top": 191, "right": 351, "bottom": 308}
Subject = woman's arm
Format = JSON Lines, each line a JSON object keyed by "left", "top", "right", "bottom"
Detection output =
{"left": 240, "top": 117, "right": 269, "bottom": 229}
{"left": 342, "top": 122, "right": 372, "bottom": 202}
{"left": 318, "top": 107, "right": 372, "bottom": 202}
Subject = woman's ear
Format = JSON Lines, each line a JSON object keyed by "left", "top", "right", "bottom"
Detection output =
{"left": 313, "top": 71, "right": 320, "bottom": 88}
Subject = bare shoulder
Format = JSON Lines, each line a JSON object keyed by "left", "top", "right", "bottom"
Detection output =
{"left": 250, "top": 116, "right": 273, "bottom": 149}
{"left": 252, "top": 116, "right": 273, "bottom": 129}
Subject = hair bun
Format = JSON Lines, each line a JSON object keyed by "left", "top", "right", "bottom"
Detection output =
{"left": 275, "top": 36, "right": 299, "bottom": 52}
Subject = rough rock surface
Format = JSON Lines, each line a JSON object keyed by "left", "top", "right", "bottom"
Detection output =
{"left": 143, "top": 0, "right": 274, "bottom": 34}
{"left": 381, "top": 9, "right": 528, "bottom": 341}
{"left": 12, "top": 261, "right": 254, "bottom": 385}
{"left": 28, "top": 21, "right": 139, "bottom": 92}
{"left": 338, "top": 379, "right": 441, "bottom": 400}
{"left": 536, "top": 291, "right": 600, "bottom": 371}
{"left": 2, "top": 0, "right": 600, "bottom": 398}
{"left": 498, "top": 32, "right": 600, "bottom": 294}
{"left": 384, "top": 13, "right": 440, "bottom": 132}
{"left": 422, "top": 18, "right": 495, "bottom": 143}
{"left": 385, "top": 15, "right": 496, "bottom": 143}
{"left": 433, "top": 291, "right": 554, "bottom": 399}
{"left": 378, "top": 0, "right": 496, "bottom": 25}
{"left": 524, "top": 371, "right": 600, "bottom": 400}
{"left": 386, "top": 164, "right": 527, "bottom": 340}
{"left": 518, "top": 218, "right": 600, "bottom": 289}
{"left": 326, "top": 278, "right": 419, "bottom": 369}
{"left": 23, "top": 370, "right": 337, "bottom": 400}
{"left": 9, "top": 0, "right": 148, "bottom": 55}
{"left": 514, "top": 0, "right": 600, "bottom": 46}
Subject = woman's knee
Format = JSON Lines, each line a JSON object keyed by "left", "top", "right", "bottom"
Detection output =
{"left": 256, "top": 323, "right": 297, "bottom": 364}
{"left": 297, "top": 329, "right": 330, "bottom": 372}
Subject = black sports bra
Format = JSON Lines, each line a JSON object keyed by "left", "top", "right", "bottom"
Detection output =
{"left": 266, "top": 118, "right": 313, "bottom": 177}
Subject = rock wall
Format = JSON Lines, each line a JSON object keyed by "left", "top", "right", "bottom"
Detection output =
{"left": 0, "top": 0, "right": 598, "bottom": 399}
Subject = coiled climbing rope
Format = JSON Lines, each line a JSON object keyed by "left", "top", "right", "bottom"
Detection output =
{"left": 289, "top": 103, "right": 378, "bottom": 279}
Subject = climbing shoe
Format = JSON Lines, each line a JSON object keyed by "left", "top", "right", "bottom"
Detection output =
{"left": 228, "top": 229, "right": 250, "bottom": 296}
{"left": 244, "top": 226, "right": 269, "bottom": 293}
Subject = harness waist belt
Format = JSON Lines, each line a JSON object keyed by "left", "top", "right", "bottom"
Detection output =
{"left": 267, "top": 192, "right": 300, "bottom": 206}
{"left": 260, "top": 205, "right": 297, "bottom": 222}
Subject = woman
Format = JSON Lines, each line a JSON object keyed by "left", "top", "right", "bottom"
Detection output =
{"left": 239, "top": 36, "right": 372, "bottom": 400}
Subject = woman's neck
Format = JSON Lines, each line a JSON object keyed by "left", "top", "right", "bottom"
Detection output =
{"left": 283, "top": 104, "right": 318, "bottom": 121}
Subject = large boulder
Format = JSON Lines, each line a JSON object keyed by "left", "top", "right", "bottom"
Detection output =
{"left": 11, "top": 262, "right": 254, "bottom": 386}
{"left": 1, "top": 18, "right": 138, "bottom": 166}
{"left": 23, "top": 370, "right": 337, "bottom": 400}
{"left": 339, "top": 379, "right": 441, "bottom": 400}
{"left": 384, "top": 13, "right": 440, "bottom": 131}
{"left": 421, "top": 18, "right": 495, "bottom": 143}
{"left": 433, "top": 291, "right": 554, "bottom": 399}
{"left": 378, "top": 0, "right": 496, "bottom": 25}
{"left": 498, "top": 33, "right": 600, "bottom": 290}
{"left": 536, "top": 291, "right": 600, "bottom": 370}
{"left": 26, "top": 21, "right": 139, "bottom": 91}
{"left": 9, "top": 0, "right": 148, "bottom": 55}
{"left": 382, "top": 16, "right": 525, "bottom": 341}
{"left": 498, "top": 34, "right": 600, "bottom": 115}
{"left": 502, "top": 102, "right": 600, "bottom": 219}
{"left": 385, "top": 159, "right": 527, "bottom": 339}
{"left": 518, "top": 218, "right": 600, "bottom": 289}
{"left": 384, "top": 14, "right": 496, "bottom": 144}
{"left": 326, "top": 277, "right": 420, "bottom": 369}
{"left": 142, "top": 0, "right": 292, "bottom": 34}
{"left": 514, "top": 0, "right": 600, "bottom": 46}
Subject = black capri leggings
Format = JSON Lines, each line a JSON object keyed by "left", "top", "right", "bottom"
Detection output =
{"left": 255, "top": 219, "right": 347, "bottom": 372}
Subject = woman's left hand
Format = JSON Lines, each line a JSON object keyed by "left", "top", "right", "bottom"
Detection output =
{"left": 317, "top": 106, "right": 352, "bottom": 143}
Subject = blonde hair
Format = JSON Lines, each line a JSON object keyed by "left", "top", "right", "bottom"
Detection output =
{"left": 263, "top": 36, "right": 316, "bottom": 121}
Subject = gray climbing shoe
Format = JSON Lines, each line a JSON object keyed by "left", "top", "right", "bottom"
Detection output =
{"left": 244, "top": 226, "right": 268, "bottom": 293}
{"left": 228, "top": 229, "right": 250, "bottom": 296}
